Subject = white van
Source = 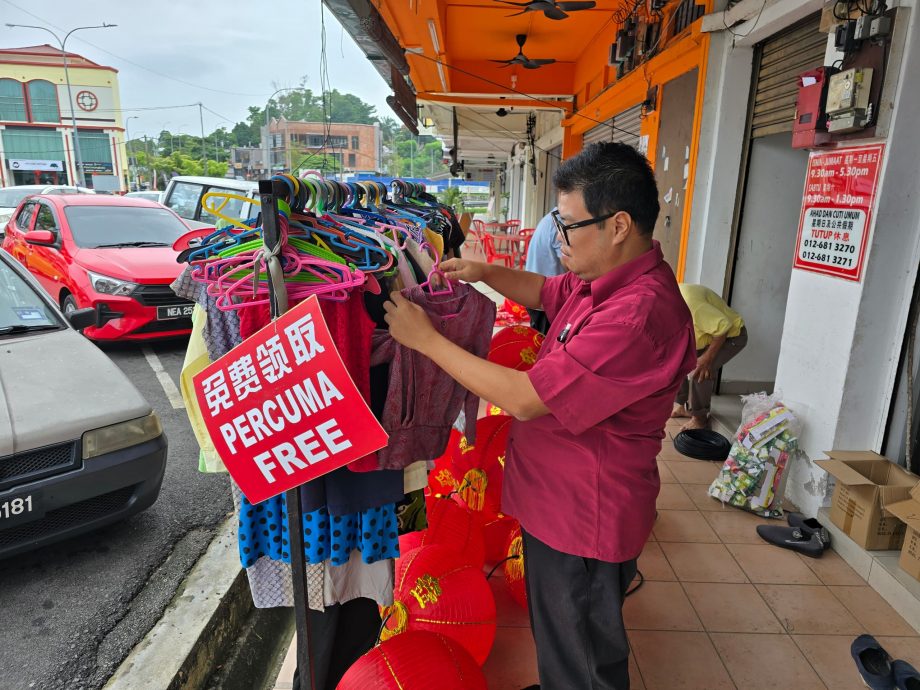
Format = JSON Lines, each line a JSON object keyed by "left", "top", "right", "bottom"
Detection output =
{"left": 161, "top": 176, "right": 258, "bottom": 228}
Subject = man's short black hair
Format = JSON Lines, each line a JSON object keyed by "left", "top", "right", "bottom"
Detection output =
{"left": 553, "top": 141, "right": 660, "bottom": 236}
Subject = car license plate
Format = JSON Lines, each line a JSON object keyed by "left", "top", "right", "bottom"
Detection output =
{"left": 0, "top": 491, "right": 44, "bottom": 530}
{"left": 157, "top": 304, "right": 194, "bottom": 320}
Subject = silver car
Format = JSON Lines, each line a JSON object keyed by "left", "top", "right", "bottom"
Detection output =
{"left": 0, "top": 249, "right": 166, "bottom": 558}
{"left": 0, "top": 185, "right": 95, "bottom": 227}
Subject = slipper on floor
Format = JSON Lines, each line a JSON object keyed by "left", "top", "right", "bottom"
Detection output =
{"left": 851, "top": 634, "right": 895, "bottom": 690}
{"left": 756, "top": 524, "right": 829, "bottom": 558}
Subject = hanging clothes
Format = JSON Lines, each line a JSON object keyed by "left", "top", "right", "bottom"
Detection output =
{"left": 236, "top": 491, "right": 399, "bottom": 568}
{"left": 371, "top": 282, "right": 496, "bottom": 469}
{"left": 178, "top": 305, "right": 225, "bottom": 473}
{"left": 171, "top": 266, "right": 242, "bottom": 361}
{"left": 230, "top": 482, "right": 394, "bottom": 611}
{"left": 236, "top": 288, "right": 406, "bottom": 510}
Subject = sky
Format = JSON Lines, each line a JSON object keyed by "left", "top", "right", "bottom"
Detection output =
{"left": 0, "top": 0, "right": 394, "bottom": 139}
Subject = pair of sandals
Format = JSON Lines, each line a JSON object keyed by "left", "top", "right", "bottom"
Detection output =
{"left": 852, "top": 634, "right": 920, "bottom": 689}
{"left": 755, "top": 512, "right": 831, "bottom": 558}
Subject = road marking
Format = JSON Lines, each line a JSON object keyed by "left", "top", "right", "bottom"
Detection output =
{"left": 143, "top": 347, "right": 186, "bottom": 410}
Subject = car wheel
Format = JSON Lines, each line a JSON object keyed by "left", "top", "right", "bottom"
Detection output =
{"left": 61, "top": 294, "right": 79, "bottom": 315}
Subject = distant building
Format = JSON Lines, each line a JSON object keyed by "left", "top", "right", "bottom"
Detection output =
{"left": 0, "top": 45, "right": 127, "bottom": 190}
{"left": 262, "top": 119, "right": 381, "bottom": 175}
{"left": 229, "top": 146, "right": 267, "bottom": 180}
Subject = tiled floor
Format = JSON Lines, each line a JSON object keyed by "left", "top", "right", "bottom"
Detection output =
{"left": 269, "top": 287, "right": 920, "bottom": 688}
{"left": 271, "top": 415, "right": 920, "bottom": 689}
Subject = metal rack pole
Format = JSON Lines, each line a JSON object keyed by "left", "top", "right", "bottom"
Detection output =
{"left": 259, "top": 179, "right": 314, "bottom": 687}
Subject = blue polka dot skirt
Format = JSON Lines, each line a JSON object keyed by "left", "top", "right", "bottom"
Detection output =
{"left": 237, "top": 494, "right": 400, "bottom": 568}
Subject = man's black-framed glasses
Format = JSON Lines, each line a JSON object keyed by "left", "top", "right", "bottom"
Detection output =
{"left": 550, "top": 208, "right": 618, "bottom": 245}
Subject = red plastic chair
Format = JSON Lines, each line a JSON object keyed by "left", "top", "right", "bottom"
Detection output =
{"left": 482, "top": 233, "right": 513, "bottom": 267}
{"left": 504, "top": 219, "right": 521, "bottom": 231}
{"left": 516, "top": 228, "right": 534, "bottom": 269}
{"left": 464, "top": 219, "right": 486, "bottom": 255}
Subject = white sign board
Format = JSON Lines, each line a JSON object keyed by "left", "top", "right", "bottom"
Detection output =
{"left": 8, "top": 159, "right": 64, "bottom": 172}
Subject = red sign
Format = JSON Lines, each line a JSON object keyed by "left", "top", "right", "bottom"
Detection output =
{"left": 794, "top": 143, "right": 885, "bottom": 282}
{"left": 193, "top": 296, "right": 388, "bottom": 504}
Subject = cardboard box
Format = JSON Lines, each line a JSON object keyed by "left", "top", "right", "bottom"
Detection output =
{"left": 816, "top": 451, "right": 919, "bottom": 550}
{"left": 886, "top": 483, "right": 920, "bottom": 581}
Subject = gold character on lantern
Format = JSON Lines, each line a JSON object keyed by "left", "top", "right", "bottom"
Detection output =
{"left": 410, "top": 574, "right": 443, "bottom": 609}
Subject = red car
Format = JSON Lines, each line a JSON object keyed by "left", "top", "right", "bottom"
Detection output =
{"left": 2, "top": 194, "right": 199, "bottom": 341}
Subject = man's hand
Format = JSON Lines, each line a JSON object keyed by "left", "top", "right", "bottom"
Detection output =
{"left": 383, "top": 291, "right": 439, "bottom": 353}
{"left": 441, "top": 258, "right": 486, "bottom": 284}
{"left": 691, "top": 356, "right": 714, "bottom": 383}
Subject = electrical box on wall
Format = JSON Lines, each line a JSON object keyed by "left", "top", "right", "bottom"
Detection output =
{"left": 826, "top": 67, "right": 874, "bottom": 133}
{"left": 792, "top": 66, "right": 837, "bottom": 149}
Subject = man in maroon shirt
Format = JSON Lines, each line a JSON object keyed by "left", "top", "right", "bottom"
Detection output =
{"left": 384, "top": 142, "right": 697, "bottom": 689}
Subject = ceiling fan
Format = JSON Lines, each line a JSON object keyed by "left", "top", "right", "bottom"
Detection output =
{"left": 491, "top": 34, "right": 556, "bottom": 70}
{"left": 494, "top": 0, "right": 596, "bottom": 20}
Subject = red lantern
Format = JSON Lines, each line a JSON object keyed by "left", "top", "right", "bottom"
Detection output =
{"left": 399, "top": 529, "right": 425, "bottom": 556}
{"left": 428, "top": 430, "right": 461, "bottom": 498}
{"left": 485, "top": 402, "right": 504, "bottom": 416}
{"left": 487, "top": 325, "right": 545, "bottom": 371}
{"left": 503, "top": 525, "right": 528, "bottom": 609}
{"left": 381, "top": 545, "right": 496, "bottom": 665}
{"left": 453, "top": 415, "right": 512, "bottom": 520}
{"left": 416, "top": 496, "right": 485, "bottom": 569}
{"left": 337, "top": 631, "right": 487, "bottom": 690}
{"left": 482, "top": 514, "right": 519, "bottom": 566}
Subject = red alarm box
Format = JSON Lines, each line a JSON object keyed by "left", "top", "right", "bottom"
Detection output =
{"left": 792, "top": 66, "right": 837, "bottom": 149}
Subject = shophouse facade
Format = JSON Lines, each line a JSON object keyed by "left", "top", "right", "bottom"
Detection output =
{"left": 0, "top": 44, "right": 127, "bottom": 190}
{"left": 262, "top": 119, "right": 382, "bottom": 175}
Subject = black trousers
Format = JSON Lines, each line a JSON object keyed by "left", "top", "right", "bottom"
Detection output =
{"left": 291, "top": 597, "right": 380, "bottom": 690}
{"left": 522, "top": 530, "right": 637, "bottom": 690}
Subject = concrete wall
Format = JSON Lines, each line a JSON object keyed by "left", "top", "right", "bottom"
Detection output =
{"left": 776, "top": 6, "right": 920, "bottom": 516}
{"left": 722, "top": 133, "right": 810, "bottom": 391}
{"left": 683, "top": 30, "right": 753, "bottom": 291}
{"left": 692, "top": 1, "right": 920, "bottom": 515}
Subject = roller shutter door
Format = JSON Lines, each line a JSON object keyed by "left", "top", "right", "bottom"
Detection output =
{"left": 751, "top": 13, "right": 826, "bottom": 138}
{"left": 583, "top": 103, "right": 643, "bottom": 147}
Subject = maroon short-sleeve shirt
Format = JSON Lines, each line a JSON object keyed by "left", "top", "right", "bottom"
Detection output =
{"left": 502, "top": 242, "right": 696, "bottom": 562}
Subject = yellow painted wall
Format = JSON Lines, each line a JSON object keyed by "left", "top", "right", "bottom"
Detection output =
{"left": 0, "top": 61, "right": 126, "bottom": 188}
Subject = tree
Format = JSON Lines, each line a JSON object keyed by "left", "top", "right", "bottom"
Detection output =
{"left": 439, "top": 185, "right": 464, "bottom": 212}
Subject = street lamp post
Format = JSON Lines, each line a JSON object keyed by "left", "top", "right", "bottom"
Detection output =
{"left": 124, "top": 115, "right": 138, "bottom": 191}
{"left": 6, "top": 22, "right": 116, "bottom": 188}
{"left": 265, "top": 87, "right": 297, "bottom": 175}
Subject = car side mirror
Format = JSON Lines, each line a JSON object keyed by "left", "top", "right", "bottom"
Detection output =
{"left": 24, "top": 230, "right": 56, "bottom": 245}
{"left": 67, "top": 307, "right": 96, "bottom": 331}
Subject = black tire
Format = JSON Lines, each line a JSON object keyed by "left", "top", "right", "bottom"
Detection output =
{"left": 61, "top": 293, "right": 79, "bottom": 316}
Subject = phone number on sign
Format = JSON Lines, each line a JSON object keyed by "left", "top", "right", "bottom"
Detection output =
{"left": 801, "top": 239, "right": 857, "bottom": 253}
{"left": 800, "top": 251, "right": 855, "bottom": 267}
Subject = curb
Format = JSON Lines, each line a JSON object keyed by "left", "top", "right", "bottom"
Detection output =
{"left": 104, "top": 515, "right": 249, "bottom": 690}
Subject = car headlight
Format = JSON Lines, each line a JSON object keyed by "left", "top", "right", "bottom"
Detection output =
{"left": 87, "top": 271, "right": 138, "bottom": 296}
{"left": 0, "top": 213, "right": 12, "bottom": 225}
{"left": 82, "top": 413, "right": 163, "bottom": 459}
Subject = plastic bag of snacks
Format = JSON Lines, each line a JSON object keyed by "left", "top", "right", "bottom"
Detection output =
{"left": 708, "top": 393, "right": 801, "bottom": 518}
